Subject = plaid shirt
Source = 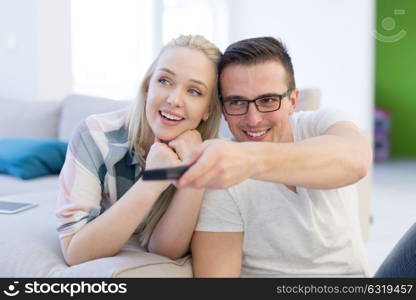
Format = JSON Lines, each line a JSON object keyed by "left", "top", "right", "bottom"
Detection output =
{"left": 55, "top": 109, "right": 142, "bottom": 238}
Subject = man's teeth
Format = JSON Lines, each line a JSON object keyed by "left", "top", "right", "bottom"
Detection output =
{"left": 161, "top": 111, "right": 183, "bottom": 121}
{"left": 245, "top": 130, "right": 267, "bottom": 137}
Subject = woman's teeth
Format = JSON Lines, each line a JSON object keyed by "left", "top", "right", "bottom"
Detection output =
{"left": 160, "top": 111, "right": 184, "bottom": 121}
{"left": 245, "top": 130, "right": 267, "bottom": 137}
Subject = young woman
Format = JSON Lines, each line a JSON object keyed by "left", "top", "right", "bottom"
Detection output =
{"left": 56, "top": 35, "right": 222, "bottom": 266}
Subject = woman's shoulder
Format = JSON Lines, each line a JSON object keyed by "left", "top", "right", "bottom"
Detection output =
{"left": 84, "top": 108, "right": 130, "bottom": 134}
{"left": 68, "top": 108, "right": 130, "bottom": 153}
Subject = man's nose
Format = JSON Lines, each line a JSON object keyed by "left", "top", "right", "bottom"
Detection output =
{"left": 167, "top": 87, "right": 184, "bottom": 107}
{"left": 244, "top": 103, "right": 263, "bottom": 126}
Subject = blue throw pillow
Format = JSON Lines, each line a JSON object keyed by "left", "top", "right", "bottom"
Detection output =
{"left": 0, "top": 138, "right": 68, "bottom": 179}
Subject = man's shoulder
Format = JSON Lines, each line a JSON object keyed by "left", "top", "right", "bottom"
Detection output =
{"left": 294, "top": 107, "right": 353, "bottom": 121}
{"left": 291, "top": 107, "right": 355, "bottom": 139}
{"left": 293, "top": 107, "right": 346, "bottom": 118}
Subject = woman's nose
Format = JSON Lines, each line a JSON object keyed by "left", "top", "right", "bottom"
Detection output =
{"left": 167, "top": 88, "right": 184, "bottom": 107}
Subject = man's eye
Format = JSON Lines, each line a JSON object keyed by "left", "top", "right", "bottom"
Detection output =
{"left": 258, "top": 97, "right": 278, "bottom": 104}
{"left": 188, "top": 88, "right": 202, "bottom": 96}
{"left": 229, "top": 100, "right": 245, "bottom": 106}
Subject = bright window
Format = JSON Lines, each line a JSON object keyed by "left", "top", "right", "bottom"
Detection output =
{"left": 71, "top": 0, "right": 150, "bottom": 100}
{"left": 71, "top": 0, "right": 227, "bottom": 100}
{"left": 163, "top": 0, "right": 228, "bottom": 49}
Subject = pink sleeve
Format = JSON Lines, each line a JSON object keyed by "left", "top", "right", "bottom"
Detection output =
{"left": 55, "top": 148, "right": 102, "bottom": 239}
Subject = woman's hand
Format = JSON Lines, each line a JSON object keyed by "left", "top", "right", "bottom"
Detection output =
{"left": 146, "top": 137, "right": 182, "bottom": 170}
{"left": 142, "top": 137, "right": 182, "bottom": 193}
{"left": 168, "top": 129, "right": 203, "bottom": 161}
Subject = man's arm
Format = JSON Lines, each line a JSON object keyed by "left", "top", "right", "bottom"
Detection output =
{"left": 251, "top": 121, "right": 372, "bottom": 188}
{"left": 178, "top": 121, "right": 372, "bottom": 189}
{"left": 191, "top": 231, "right": 243, "bottom": 277}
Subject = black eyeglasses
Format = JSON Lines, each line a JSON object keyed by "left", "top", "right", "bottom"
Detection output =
{"left": 221, "top": 90, "right": 291, "bottom": 116}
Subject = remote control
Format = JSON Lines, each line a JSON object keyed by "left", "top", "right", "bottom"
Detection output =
{"left": 142, "top": 165, "right": 190, "bottom": 180}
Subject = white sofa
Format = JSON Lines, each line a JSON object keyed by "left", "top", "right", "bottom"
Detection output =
{"left": 0, "top": 94, "right": 129, "bottom": 196}
{"left": 1, "top": 89, "right": 371, "bottom": 277}
{"left": 0, "top": 94, "right": 193, "bottom": 277}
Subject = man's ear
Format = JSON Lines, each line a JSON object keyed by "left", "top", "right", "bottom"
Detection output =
{"left": 288, "top": 89, "right": 299, "bottom": 114}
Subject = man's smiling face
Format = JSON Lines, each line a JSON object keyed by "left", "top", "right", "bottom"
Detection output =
{"left": 220, "top": 60, "right": 298, "bottom": 143}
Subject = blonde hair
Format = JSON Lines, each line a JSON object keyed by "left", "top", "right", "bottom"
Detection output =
{"left": 125, "top": 35, "right": 222, "bottom": 247}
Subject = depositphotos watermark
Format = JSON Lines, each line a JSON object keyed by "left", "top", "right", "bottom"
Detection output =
{"left": 3, "top": 280, "right": 127, "bottom": 297}
{"left": 374, "top": 9, "right": 407, "bottom": 43}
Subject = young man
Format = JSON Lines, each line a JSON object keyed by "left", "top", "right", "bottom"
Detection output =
{"left": 182, "top": 37, "right": 372, "bottom": 277}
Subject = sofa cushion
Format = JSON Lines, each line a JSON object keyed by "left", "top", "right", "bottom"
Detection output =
{"left": 0, "top": 190, "right": 192, "bottom": 277}
{"left": 58, "top": 94, "right": 131, "bottom": 141}
{"left": 0, "top": 174, "right": 58, "bottom": 196}
{"left": 0, "top": 138, "right": 68, "bottom": 179}
{"left": 0, "top": 99, "right": 61, "bottom": 139}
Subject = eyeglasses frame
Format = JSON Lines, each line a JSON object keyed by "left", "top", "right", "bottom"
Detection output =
{"left": 221, "top": 90, "right": 292, "bottom": 116}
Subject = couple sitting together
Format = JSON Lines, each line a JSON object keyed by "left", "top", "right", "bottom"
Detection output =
{"left": 55, "top": 35, "right": 415, "bottom": 278}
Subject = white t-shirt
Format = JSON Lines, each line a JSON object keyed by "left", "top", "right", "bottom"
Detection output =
{"left": 196, "top": 108, "right": 368, "bottom": 277}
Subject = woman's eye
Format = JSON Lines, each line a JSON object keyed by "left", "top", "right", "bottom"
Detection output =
{"left": 158, "top": 78, "right": 170, "bottom": 85}
{"left": 188, "top": 88, "right": 202, "bottom": 96}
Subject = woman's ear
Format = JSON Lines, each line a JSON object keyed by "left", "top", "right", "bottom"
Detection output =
{"left": 143, "top": 78, "right": 151, "bottom": 100}
{"left": 202, "top": 104, "right": 212, "bottom": 121}
{"left": 144, "top": 85, "right": 149, "bottom": 98}
{"left": 203, "top": 103, "right": 214, "bottom": 121}
{"left": 203, "top": 111, "right": 210, "bottom": 121}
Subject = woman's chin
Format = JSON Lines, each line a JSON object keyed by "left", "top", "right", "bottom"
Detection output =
{"left": 155, "top": 132, "right": 179, "bottom": 143}
{"left": 154, "top": 126, "right": 195, "bottom": 143}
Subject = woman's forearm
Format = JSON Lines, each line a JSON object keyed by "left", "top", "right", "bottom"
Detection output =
{"left": 63, "top": 179, "right": 163, "bottom": 266}
{"left": 148, "top": 187, "right": 205, "bottom": 259}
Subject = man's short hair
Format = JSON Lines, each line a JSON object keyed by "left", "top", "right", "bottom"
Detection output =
{"left": 218, "top": 36, "right": 296, "bottom": 92}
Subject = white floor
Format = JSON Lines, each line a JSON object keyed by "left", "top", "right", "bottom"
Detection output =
{"left": 365, "top": 159, "right": 416, "bottom": 276}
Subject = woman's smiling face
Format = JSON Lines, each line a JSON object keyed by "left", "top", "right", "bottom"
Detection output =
{"left": 145, "top": 46, "right": 217, "bottom": 142}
